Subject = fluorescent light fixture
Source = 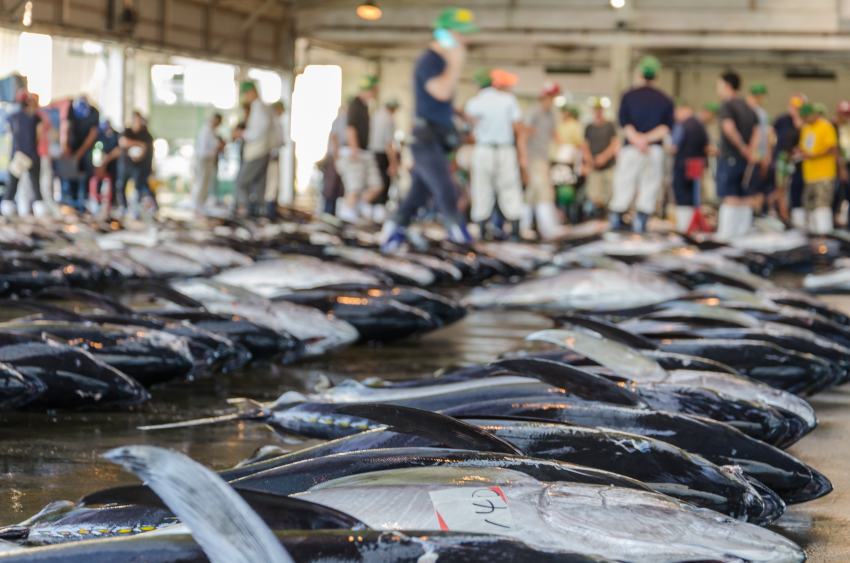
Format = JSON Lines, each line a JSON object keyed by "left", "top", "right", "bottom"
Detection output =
{"left": 22, "top": 1, "right": 33, "bottom": 26}
{"left": 610, "top": 0, "right": 626, "bottom": 8}
{"left": 356, "top": 1, "right": 382, "bottom": 21}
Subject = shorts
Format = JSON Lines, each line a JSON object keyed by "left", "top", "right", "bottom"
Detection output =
{"left": 716, "top": 155, "right": 754, "bottom": 199}
{"left": 525, "top": 158, "right": 554, "bottom": 205}
{"left": 337, "top": 149, "right": 381, "bottom": 195}
{"left": 586, "top": 167, "right": 614, "bottom": 206}
{"left": 803, "top": 179, "right": 836, "bottom": 211}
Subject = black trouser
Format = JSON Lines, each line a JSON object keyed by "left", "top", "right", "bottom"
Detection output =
{"left": 394, "top": 136, "right": 461, "bottom": 227}
{"left": 116, "top": 163, "right": 152, "bottom": 208}
{"left": 4, "top": 157, "right": 42, "bottom": 202}
{"left": 373, "top": 151, "right": 391, "bottom": 204}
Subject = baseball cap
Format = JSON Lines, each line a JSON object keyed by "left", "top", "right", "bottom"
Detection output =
{"left": 239, "top": 81, "right": 257, "bottom": 95}
{"left": 473, "top": 68, "right": 492, "bottom": 88}
{"left": 703, "top": 101, "right": 721, "bottom": 113}
{"left": 359, "top": 75, "right": 379, "bottom": 90}
{"left": 434, "top": 8, "right": 478, "bottom": 33}
{"left": 798, "top": 102, "right": 815, "bottom": 118}
{"left": 638, "top": 55, "right": 662, "bottom": 79}
{"left": 749, "top": 83, "right": 768, "bottom": 96}
{"left": 541, "top": 82, "right": 561, "bottom": 97}
{"left": 838, "top": 100, "right": 850, "bottom": 115}
{"left": 490, "top": 69, "right": 518, "bottom": 89}
{"left": 814, "top": 102, "right": 827, "bottom": 115}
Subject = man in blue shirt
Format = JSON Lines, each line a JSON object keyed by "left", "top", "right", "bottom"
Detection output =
{"left": 4, "top": 90, "right": 46, "bottom": 217}
{"left": 609, "top": 56, "right": 674, "bottom": 233}
{"left": 381, "top": 8, "right": 478, "bottom": 253}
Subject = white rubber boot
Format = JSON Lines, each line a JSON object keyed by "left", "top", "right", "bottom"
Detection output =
{"left": 520, "top": 204, "right": 534, "bottom": 234}
{"left": 0, "top": 200, "right": 16, "bottom": 218}
{"left": 734, "top": 205, "right": 754, "bottom": 238}
{"left": 17, "top": 198, "right": 31, "bottom": 217}
{"left": 535, "top": 203, "right": 561, "bottom": 240}
{"left": 32, "top": 200, "right": 49, "bottom": 218}
{"left": 675, "top": 206, "right": 694, "bottom": 233}
{"left": 790, "top": 207, "right": 807, "bottom": 230}
{"left": 812, "top": 207, "right": 834, "bottom": 235}
{"left": 337, "top": 202, "right": 359, "bottom": 223}
{"left": 715, "top": 204, "right": 735, "bottom": 241}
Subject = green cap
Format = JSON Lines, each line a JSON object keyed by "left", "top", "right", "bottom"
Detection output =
{"left": 239, "top": 80, "right": 257, "bottom": 95}
{"left": 359, "top": 75, "right": 379, "bottom": 91}
{"left": 638, "top": 55, "right": 661, "bottom": 79}
{"left": 473, "top": 68, "right": 492, "bottom": 88}
{"left": 703, "top": 101, "right": 721, "bottom": 113}
{"left": 434, "top": 7, "right": 478, "bottom": 33}
{"left": 799, "top": 102, "right": 815, "bottom": 118}
{"left": 749, "top": 83, "right": 768, "bottom": 96}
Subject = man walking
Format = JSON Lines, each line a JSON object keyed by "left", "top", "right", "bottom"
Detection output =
{"left": 381, "top": 8, "right": 478, "bottom": 252}
{"left": 234, "top": 81, "right": 272, "bottom": 217}
{"left": 191, "top": 112, "right": 223, "bottom": 215}
{"left": 337, "top": 75, "right": 382, "bottom": 222}
{"left": 715, "top": 70, "right": 760, "bottom": 240}
{"left": 582, "top": 98, "right": 619, "bottom": 217}
{"left": 524, "top": 82, "right": 561, "bottom": 239}
{"left": 798, "top": 102, "right": 838, "bottom": 234}
{"left": 609, "top": 56, "right": 674, "bottom": 233}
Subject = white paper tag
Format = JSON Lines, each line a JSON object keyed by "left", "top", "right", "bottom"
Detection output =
{"left": 428, "top": 486, "right": 515, "bottom": 533}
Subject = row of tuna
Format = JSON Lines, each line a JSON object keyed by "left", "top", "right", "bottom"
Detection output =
{"left": 0, "top": 220, "right": 844, "bottom": 561}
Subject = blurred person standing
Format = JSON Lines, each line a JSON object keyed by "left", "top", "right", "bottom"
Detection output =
{"left": 797, "top": 102, "right": 838, "bottom": 234}
{"left": 609, "top": 56, "right": 674, "bottom": 233}
{"left": 60, "top": 95, "right": 99, "bottom": 213}
{"left": 322, "top": 103, "right": 348, "bottom": 215}
{"left": 368, "top": 98, "right": 400, "bottom": 223}
{"left": 265, "top": 101, "right": 287, "bottom": 218}
{"left": 337, "top": 75, "right": 382, "bottom": 222}
{"left": 234, "top": 81, "right": 272, "bottom": 217}
{"left": 3, "top": 90, "right": 47, "bottom": 217}
{"left": 115, "top": 111, "right": 155, "bottom": 216}
{"left": 464, "top": 68, "right": 526, "bottom": 240}
{"left": 834, "top": 100, "right": 850, "bottom": 228}
{"left": 89, "top": 120, "right": 121, "bottom": 215}
{"left": 524, "top": 82, "right": 561, "bottom": 239}
{"left": 381, "top": 8, "right": 478, "bottom": 251}
{"left": 670, "top": 102, "right": 709, "bottom": 233}
{"left": 191, "top": 112, "right": 223, "bottom": 215}
{"left": 715, "top": 70, "right": 759, "bottom": 240}
{"left": 747, "top": 83, "right": 773, "bottom": 211}
{"left": 773, "top": 95, "right": 806, "bottom": 227}
{"left": 582, "top": 98, "right": 619, "bottom": 217}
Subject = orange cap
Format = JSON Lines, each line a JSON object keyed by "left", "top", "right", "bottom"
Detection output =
{"left": 490, "top": 69, "right": 519, "bottom": 89}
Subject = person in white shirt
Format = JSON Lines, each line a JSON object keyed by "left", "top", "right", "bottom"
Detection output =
{"left": 233, "top": 81, "right": 273, "bottom": 217}
{"left": 368, "top": 98, "right": 399, "bottom": 222}
{"left": 264, "top": 101, "right": 286, "bottom": 218}
{"left": 464, "top": 68, "right": 527, "bottom": 240}
{"left": 190, "top": 112, "right": 222, "bottom": 214}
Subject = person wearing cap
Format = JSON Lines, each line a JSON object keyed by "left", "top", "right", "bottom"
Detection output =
{"left": 3, "top": 90, "right": 47, "bottom": 217}
{"left": 60, "top": 94, "right": 100, "bottom": 213}
{"left": 523, "top": 82, "right": 562, "bottom": 239}
{"left": 473, "top": 68, "right": 492, "bottom": 90}
{"left": 609, "top": 55, "right": 675, "bottom": 233}
{"left": 582, "top": 98, "right": 620, "bottom": 217}
{"left": 773, "top": 95, "right": 806, "bottom": 226}
{"left": 715, "top": 70, "right": 760, "bottom": 241}
{"left": 382, "top": 7, "right": 477, "bottom": 251}
{"left": 233, "top": 80, "right": 273, "bottom": 218}
{"left": 190, "top": 112, "right": 223, "bottom": 215}
{"left": 746, "top": 83, "right": 773, "bottom": 208}
{"left": 670, "top": 102, "right": 710, "bottom": 233}
{"left": 336, "top": 75, "right": 382, "bottom": 222}
{"left": 796, "top": 102, "right": 838, "bottom": 234}
{"left": 115, "top": 110, "right": 155, "bottom": 217}
{"left": 556, "top": 105, "right": 584, "bottom": 151}
{"left": 265, "top": 100, "right": 287, "bottom": 218}
{"left": 89, "top": 119, "right": 122, "bottom": 215}
{"left": 368, "top": 98, "right": 400, "bottom": 222}
{"left": 463, "top": 68, "right": 526, "bottom": 240}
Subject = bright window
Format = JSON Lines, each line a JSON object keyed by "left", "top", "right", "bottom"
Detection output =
{"left": 290, "top": 65, "right": 342, "bottom": 192}
{"left": 17, "top": 32, "right": 52, "bottom": 104}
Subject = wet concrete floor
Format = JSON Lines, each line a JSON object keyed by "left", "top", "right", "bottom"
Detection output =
{"left": 0, "top": 306, "right": 847, "bottom": 560}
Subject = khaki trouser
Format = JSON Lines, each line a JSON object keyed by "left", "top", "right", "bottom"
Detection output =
{"left": 586, "top": 167, "right": 615, "bottom": 207}
{"left": 191, "top": 156, "right": 217, "bottom": 208}
{"left": 610, "top": 144, "right": 664, "bottom": 214}
{"left": 470, "top": 144, "right": 523, "bottom": 222}
{"left": 525, "top": 158, "right": 554, "bottom": 205}
{"left": 804, "top": 179, "right": 835, "bottom": 211}
{"left": 337, "top": 149, "right": 382, "bottom": 194}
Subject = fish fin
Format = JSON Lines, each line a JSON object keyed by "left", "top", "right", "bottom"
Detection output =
{"left": 138, "top": 411, "right": 249, "bottom": 431}
{"left": 555, "top": 314, "right": 658, "bottom": 350}
{"left": 332, "top": 403, "right": 524, "bottom": 455}
{"left": 103, "top": 445, "right": 293, "bottom": 563}
{"left": 80, "top": 484, "right": 161, "bottom": 507}
{"left": 493, "top": 357, "right": 642, "bottom": 407}
{"left": 35, "top": 287, "right": 135, "bottom": 316}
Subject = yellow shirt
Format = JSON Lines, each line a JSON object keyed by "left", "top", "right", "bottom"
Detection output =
{"left": 799, "top": 117, "right": 838, "bottom": 183}
{"left": 557, "top": 119, "right": 584, "bottom": 148}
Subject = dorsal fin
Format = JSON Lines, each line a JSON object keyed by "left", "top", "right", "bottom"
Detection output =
{"left": 332, "top": 403, "right": 523, "bottom": 455}
{"left": 556, "top": 314, "right": 658, "bottom": 350}
{"left": 493, "top": 357, "right": 642, "bottom": 407}
{"left": 103, "top": 445, "right": 293, "bottom": 563}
